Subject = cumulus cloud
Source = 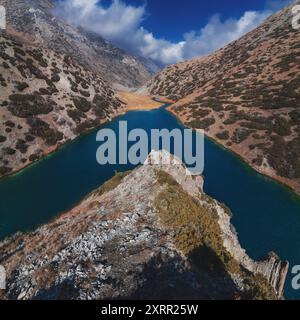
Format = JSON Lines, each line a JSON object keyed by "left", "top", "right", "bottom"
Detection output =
{"left": 55, "top": 0, "right": 275, "bottom": 65}
{"left": 181, "top": 11, "right": 271, "bottom": 60}
{"left": 55, "top": 0, "right": 145, "bottom": 41}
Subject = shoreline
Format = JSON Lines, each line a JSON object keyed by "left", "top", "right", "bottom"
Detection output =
{"left": 166, "top": 106, "right": 300, "bottom": 198}
{"left": 0, "top": 106, "right": 128, "bottom": 183}
{"left": 0, "top": 95, "right": 169, "bottom": 183}
{"left": 2, "top": 97, "right": 300, "bottom": 200}
{"left": 117, "top": 91, "right": 164, "bottom": 110}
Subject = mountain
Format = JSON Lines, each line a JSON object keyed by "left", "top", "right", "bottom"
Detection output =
{"left": 0, "top": 151, "right": 288, "bottom": 300}
{"left": 0, "top": 29, "right": 125, "bottom": 178}
{"left": 0, "top": 0, "right": 161, "bottom": 179}
{"left": 2, "top": 0, "right": 156, "bottom": 88}
{"left": 147, "top": 2, "right": 300, "bottom": 195}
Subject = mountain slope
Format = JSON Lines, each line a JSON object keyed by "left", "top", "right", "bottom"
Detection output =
{"left": 2, "top": 0, "right": 155, "bottom": 88}
{"left": 147, "top": 3, "right": 300, "bottom": 194}
{"left": 0, "top": 151, "right": 288, "bottom": 300}
{"left": 0, "top": 32, "right": 125, "bottom": 178}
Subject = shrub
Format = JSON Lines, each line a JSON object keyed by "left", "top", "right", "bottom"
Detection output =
{"left": 4, "top": 120, "right": 15, "bottom": 128}
{"left": 3, "top": 147, "right": 16, "bottom": 155}
{"left": 72, "top": 96, "right": 92, "bottom": 112}
{"left": 232, "top": 128, "right": 252, "bottom": 144}
{"left": 216, "top": 131, "right": 230, "bottom": 140}
{"left": 0, "top": 135, "right": 7, "bottom": 143}
{"left": 289, "top": 110, "right": 300, "bottom": 125}
{"left": 266, "top": 135, "right": 300, "bottom": 178}
{"left": 242, "top": 274, "right": 277, "bottom": 300}
{"left": 75, "top": 119, "right": 100, "bottom": 134}
{"left": 191, "top": 109, "right": 211, "bottom": 118}
{"left": 93, "top": 94, "right": 110, "bottom": 118}
{"left": 16, "top": 139, "right": 29, "bottom": 154}
{"left": 0, "top": 166, "right": 12, "bottom": 175}
{"left": 79, "top": 90, "right": 90, "bottom": 98}
{"left": 187, "top": 117, "right": 216, "bottom": 129}
{"left": 67, "top": 109, "right": 85, "bottom": 124}
{"left": 8, "top": 94, "right": 54, "bottom": 118}
{"left": 29, "top": 153, "right": 41, "bottom": 162}
{"left": 27, "top": 49, "right": 48, "bottom": 67}
{"left": 14, "top": 47, "right": 26, "bottom": 57}
{"left": 26, "top": 61, "right": 47, "bottom": 79}
{"left": 15, "top": 82, "right": 29, "bottom": 91}
{"left": 252, "top": 156, "right": 263, "bottom": 166}
{"left": 25, "top": 134, "right": 35, "bottom": 142}
{"left": 273, "top": 117, "right": 291, "bottom": 136}
{"left": 51, "top": 74, "right": 60, "bottom": 82}
{"left": 27, "top": 117, "right": 64, "bottom": 146}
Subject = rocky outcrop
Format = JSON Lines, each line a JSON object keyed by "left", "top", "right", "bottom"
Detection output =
{"left": 147, "top": 151, "right": 289, "bottom": 297}
{"left": 0, "top": 151, "right": 288, "bottom": 300}
{"left": 214, "top": 195, "right": 289, "bottom": 297}
{"left": 147, "top": 2, "right": 300, "bottom": 195}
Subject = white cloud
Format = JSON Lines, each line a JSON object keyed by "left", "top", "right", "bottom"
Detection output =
{"left": 181, "top": 10, "right": 271, "bottom": 60}
{"left": 56, "top": 0, "right": 145, "bottom": 41}
{"left": 55, "top": 0, "right": 275, "bottom": 65}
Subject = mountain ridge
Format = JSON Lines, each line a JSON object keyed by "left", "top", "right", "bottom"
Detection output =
{"left": 147, "top": 2, "right": 300, "bottom": 195}
{"left": 0, "top": 151, "right": 288, "bottom": 300}
{"left": 1, "top": 0, "right": 157, "bottom": 88}
{"left": 0, "top": 30, "right": 126, "bottom": 178}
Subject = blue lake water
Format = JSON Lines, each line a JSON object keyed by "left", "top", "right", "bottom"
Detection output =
{"left": 0, "top": 105, "right": 300, "bottom": 299}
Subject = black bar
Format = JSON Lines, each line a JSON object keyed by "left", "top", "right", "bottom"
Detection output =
{"left": 0, "top": 300, "right": 296, "bottom": 318}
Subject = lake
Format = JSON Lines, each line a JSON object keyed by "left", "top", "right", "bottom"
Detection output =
{"left": 0, "top": 104, "right": 300, "bottom": 299}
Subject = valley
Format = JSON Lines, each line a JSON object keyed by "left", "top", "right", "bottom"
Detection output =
{"left": 0, "top": 0, "right": 300, "bottom": 301}
{"left": 147, "top": 2, "right": 300, "bottom": 196}
{"left": 0, "top": 105, "right": 299, "bottom": 299}
{"left": 117, "top": 91, "right": 163, "bottom": 110}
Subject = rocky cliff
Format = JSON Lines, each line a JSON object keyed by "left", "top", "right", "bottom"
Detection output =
{"left": 147, "top": 1, "right": 300, "bottom": 195}
{"left": 0, "top": 151, "right": 288, "bottom": 300}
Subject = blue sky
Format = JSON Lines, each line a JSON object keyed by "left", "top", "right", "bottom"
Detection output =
{"left": 107, "top": 0, "right": 289, "bottom": 42}
{"left": 55, "top": 0, "right": 292, "bottom": 64}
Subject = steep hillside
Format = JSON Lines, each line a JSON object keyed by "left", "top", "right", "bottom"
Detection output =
{"left": 1, "top": 0, "right": 155, "bottom": 88}
{"left": 148, "top": 3, "right": 300, "bottom": 194}
{"left": 0, "top": 151, "right": 288, "bottom": 300}
{"left": 0, "top": 32, "right": 125, "bottom": 178}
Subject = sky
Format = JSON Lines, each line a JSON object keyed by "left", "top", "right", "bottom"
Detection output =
{"left": 55, "top": 0, "right": 293, "bottom": 65}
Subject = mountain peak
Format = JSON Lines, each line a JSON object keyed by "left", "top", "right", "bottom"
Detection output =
{"left": 3, "top": 0, "right": 157, "bottom": 88}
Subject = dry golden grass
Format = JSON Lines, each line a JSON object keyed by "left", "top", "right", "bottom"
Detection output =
{"left": 117, "top": 91, "right": 163, "bottom": 110}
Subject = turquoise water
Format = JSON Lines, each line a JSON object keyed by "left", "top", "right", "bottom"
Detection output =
{"left": 0, "top": 105, "right": 300, "bottom": 299}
